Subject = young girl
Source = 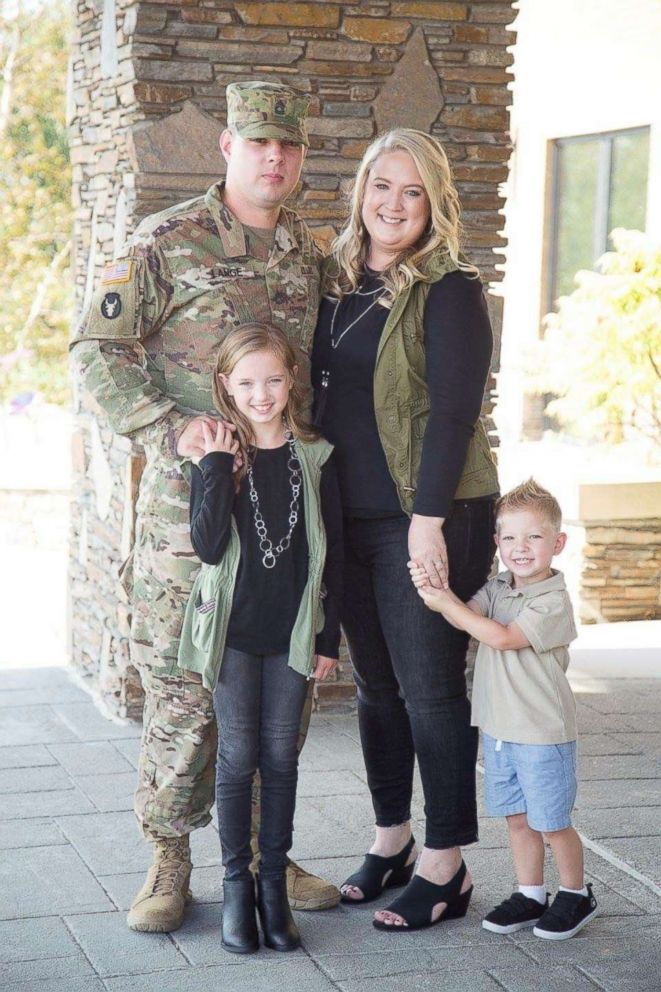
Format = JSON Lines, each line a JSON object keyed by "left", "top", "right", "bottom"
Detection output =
{"left": 176, "top": 323, "right": 342, "bottom": 955}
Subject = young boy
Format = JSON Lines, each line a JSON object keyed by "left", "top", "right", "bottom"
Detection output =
{"left": 409, "top": 479, "right": 598, "bottom": 940}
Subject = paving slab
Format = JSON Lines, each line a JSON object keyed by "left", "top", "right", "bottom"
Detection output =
{"left": 580, "top": 959, "right": 661, "bottom": 992}
{"left": 48, "top": 742, "right": 135, "bottom": 777}
{"left": 0, "top": 953, "right": 96, "bottom": 985}
{"left": 0, "top": 668, "right": 72, "bottom": 691}
{"left": 487, "top": 965, "right": 604, "bottom": 992}
{"left": 1, "top": 979, "right": 106, "bottom": 992}
{"left": 0, "top": 706, "right": 79, "bottom": 747}
{"left": 575, "top": 777, "right": 661, "bottom": 809}
{"left": 317, "top": 939, "right": 531, "bottom": 982}
{"left": 111, "top": 739, "right": 141, "bottom": 769}
{"left": 51, "top": 704, "right": 142, "bottom": 742}
{"left": 573, "top": 706, "right": 638, "bottom": 734}
{"left": 575, "top": 806, "right": 661, "bottom": 839}
{"left": 65, "top": 910, "right": 189, "bottom": 978}
{"left": 0, "top": 915, "right": 83, "bottom": 962}
{"left": 336, "top": 970, "right": 502, "bottom": 992}
{"left": 0, "top": 845, "right": 114, "bottom": 919}
{"left": 297, "top": 768, "right": 368, "bottom": 798}
{"left": 596, "top": 836, "right": 661, "bottom": 883}
{"left": 0, "top": 745, "right": 59, "bottom": 769}
{"left": 578, "top": 753, "right": 661, "bottom": 779}
{"left": 0, "top": 766, "right": 74, "bottom": 795}
{"left": 0, "top": 818, "right": 66, "bottom": 850}
{"left": 617, "top": 732, "right": 661, "bottom": 755}
{"left": 573, "top": 732, "right": 641, "bottom": 755}
{"left": 0, "top": 686, "right": 89, "bottom": 707}
{"left": 104, "top": 959, "right": 340, "bottom": 992}
{"left": 0, "top": 787, "right": 96, "bottom": 821}
{"left": 54, "top": 812, "right": 150, "bottom": 875}
{"left": 74, "top": 772, "right": 137, "bottom": 812}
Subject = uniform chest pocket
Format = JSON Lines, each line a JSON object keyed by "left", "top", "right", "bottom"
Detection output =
{"left": 269, "top": 264, "right": 320, "bottom": 349}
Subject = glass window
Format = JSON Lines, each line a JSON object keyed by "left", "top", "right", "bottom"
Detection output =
{"left": 548, "top": 128, "right": 649, "bottom": 308}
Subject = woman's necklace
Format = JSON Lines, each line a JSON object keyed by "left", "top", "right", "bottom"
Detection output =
{"left": 315, "top": 279, "right": 385, "bottom": 427}
{"left": 329, "top": 282, "right": 385, "bottom": 350}
{"left": 247, "top": 431, "right": 301, "bottom": 569}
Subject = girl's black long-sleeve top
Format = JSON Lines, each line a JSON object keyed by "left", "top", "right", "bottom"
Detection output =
{"left": 189, "top": 445, "right": 343, "bottom": 659}
{"left": 311, "top": 268, "right": 495, "bottom": 518}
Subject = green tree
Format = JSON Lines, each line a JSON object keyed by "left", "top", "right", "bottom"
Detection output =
{"left": 0, "top": 0, "right": 72, "bottom": 406}
{"left": 538, "top": 229, "right": 661, "bottom": 448}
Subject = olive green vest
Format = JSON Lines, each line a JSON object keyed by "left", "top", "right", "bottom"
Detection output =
{"left": 323, "top": 254, "right": 498, "bottom": 515}
{"left": 176, "top": 437, "right": 332, "bottom": 690}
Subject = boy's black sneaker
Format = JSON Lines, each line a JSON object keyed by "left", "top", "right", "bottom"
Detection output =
{"left": 482, "top": 892, "right": 549, "bottom": 934}
{"left": 533, "top": 884, "right": 598, "bottom": 940}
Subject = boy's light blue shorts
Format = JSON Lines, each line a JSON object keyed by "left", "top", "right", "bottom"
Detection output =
{"left": 482, "top": 733, "right": 577, "bottom": 832}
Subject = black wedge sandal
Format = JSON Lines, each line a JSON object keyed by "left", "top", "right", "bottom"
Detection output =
{"left": 340, "top": 835, "right": 416, "bottom": 905}
{"left": 372, "top": 859, "right": 472, "bottom": 932}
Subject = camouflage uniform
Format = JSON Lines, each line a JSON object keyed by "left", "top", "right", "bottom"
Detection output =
{"left": 71, "top": 181, "right": 321, "bottom": 841}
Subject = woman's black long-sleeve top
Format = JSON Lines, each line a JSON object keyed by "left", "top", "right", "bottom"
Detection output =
{"left": 311, "top": 268, "right": 495, "bottom": 518}
{"left": 189, "top": 446, "right": 343, "bottom": 659}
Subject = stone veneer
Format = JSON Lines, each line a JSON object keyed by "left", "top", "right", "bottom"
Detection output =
{"left": 579, "top": 482, "right": 661, "bottom": 624}
{"left": 69, "top": 0, "right": 515, "bottom": 718}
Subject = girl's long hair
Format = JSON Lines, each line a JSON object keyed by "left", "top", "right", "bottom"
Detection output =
{"left": 212, "top": 322, "right": 318, "bottom": 484}
{"left": 327, "top": 128, "right": 477, "bottom": 308}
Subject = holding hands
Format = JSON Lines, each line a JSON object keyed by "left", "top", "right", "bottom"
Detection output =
{"left": 199, "top": 419, "right": 240, "bottom": 459}
{"left": 312, "top": 655, "right": 337, "bottom": 681}
{"left": 408, "top": 560, "right": 457, "bottom": 614}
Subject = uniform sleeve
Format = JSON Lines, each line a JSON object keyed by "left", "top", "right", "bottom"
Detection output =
{"left": 514, "top": 591, "right": 578, "bottom": 654}
{"left": 315, "top": 454, "right": 344, "bottom": 660}
{"left": 413, "top": 271, "right": 493, "bottom": 517}
{"left": 70, "top": 241, "right": 191, "bottom": 459}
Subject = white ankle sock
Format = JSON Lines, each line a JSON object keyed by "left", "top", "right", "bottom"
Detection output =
{"left": 559, "top": 885, "right": 588, "bottom": 897}
{"left": 518, "top": 884, "right": 546, "bottom": 905}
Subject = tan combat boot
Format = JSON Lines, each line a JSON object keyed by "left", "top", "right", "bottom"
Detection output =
{"left": 127, "top": 836, "right": 193, "bottom": 933}
{"left": 285, "top": 860, "right": 341, "bottom": 911}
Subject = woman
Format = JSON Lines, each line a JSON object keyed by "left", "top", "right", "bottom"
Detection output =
{"left": 311, "top": 129, "right": 499, "bottom": 931}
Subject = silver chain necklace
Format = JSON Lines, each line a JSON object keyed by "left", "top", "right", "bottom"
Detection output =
{"left": 247, "top": 431, "right": 301, "bottom": 569}
{"left": 329, "top": 283, "right": 385, "bottom": 350}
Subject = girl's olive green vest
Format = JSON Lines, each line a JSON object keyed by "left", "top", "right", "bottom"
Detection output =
{"left": 323, "top": 254, "right": 498, "bottom": 515}
{"left": 176, "top": 437, "right": 332, "bottom": 691}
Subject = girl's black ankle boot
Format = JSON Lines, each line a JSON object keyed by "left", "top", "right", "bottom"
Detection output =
{"left": 257, "top": 875, "right": 301, "bottom": 951}
{"left": 222, "top": 878, "right": 259, "bottom": 954}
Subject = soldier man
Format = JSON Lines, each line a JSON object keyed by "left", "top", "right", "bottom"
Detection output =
{"left": 71, "top": 81, "right": 340, "bottom": 932}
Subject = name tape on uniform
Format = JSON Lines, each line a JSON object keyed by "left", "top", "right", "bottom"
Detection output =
{"left": 101, "top": 260, "right": 133, "bottom": 285}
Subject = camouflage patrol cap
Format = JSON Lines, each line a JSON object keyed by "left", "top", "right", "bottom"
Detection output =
{"left": 226, "top": 81, "right": 310, "bottom": 147}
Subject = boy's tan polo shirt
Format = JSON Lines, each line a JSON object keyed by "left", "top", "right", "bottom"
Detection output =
{"left": 470, "top": 570, "right": 578, "bottom": 745}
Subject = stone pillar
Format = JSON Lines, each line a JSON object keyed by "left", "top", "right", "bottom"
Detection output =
{"left": 69, "top": 0, "right": 515, "bottom": 717}
{"left": 579, "top": 482, "right": 661, "bottom": 624}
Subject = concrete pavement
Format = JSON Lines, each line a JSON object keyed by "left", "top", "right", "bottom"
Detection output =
{"left": 1, "top": 666, "right": 660, "bottom": 992}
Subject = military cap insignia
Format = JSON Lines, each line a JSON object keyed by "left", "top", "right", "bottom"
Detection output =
{"left": 101, "top": 292, "right": 122, "bottom": 319}
{"left": 274, "top": 99, "right": 286, "bottom": 116}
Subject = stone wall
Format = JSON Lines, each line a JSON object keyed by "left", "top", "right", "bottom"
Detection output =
{"left": 579, "top": 483, "right": 661, "bottom": 624}
{"left": 69, "top": 0, "right": 515, "bottom": 717}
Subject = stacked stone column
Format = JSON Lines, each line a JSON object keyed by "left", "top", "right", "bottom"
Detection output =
{"left": 69, "top": 0, "right": 514, "bottom": 717}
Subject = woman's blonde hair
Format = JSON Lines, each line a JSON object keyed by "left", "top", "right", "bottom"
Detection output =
{"left": 328, "top": 128, "right": 477, "bottom": 307}
{"left": 212, "top": 323, "right": 318, "bottom": 484}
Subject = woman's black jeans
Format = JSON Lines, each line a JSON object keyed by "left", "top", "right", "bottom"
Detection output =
{"left": 212, "top": 647, "right": 309, "bottom": 881}
{"left": 341, "top": 500, "right": 496, "bottom": 849}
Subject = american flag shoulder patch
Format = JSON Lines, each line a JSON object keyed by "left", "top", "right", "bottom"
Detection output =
{"left": 101, "top": 260, "right": 133, "bottom": 285}
{"left": 195, "top": 598, "right": 216, "bottom": 616}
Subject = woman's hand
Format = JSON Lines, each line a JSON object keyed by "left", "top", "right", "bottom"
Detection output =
{"left": 312, "top": 655, "right": 337, "bottom": 681}
{"left": 200, "top": 420, "right": 239, "bottom": 459}
{"left": 408, "top": 513, "right": 448, "bottom": 590}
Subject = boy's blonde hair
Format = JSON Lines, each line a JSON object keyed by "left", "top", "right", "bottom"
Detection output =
{"left": 212, "top": 322, "right": 318, "bottom": 484}
{"left": 495, "top": 478, "right": 563, "bottom": 532}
